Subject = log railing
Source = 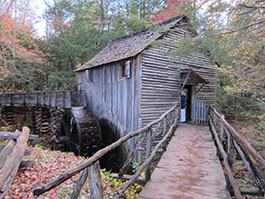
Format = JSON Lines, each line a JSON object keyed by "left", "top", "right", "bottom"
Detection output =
{"left": 0, "top": 91, "right": 86, "bottom": 109}
{"left": 208, "top": 105, "right": 265, "bottom": 199}
{"left": 33, "top": 104, "right": 180, "bottom": 198}
{"left": 0, "top": 127, "right": 32, "bottom": 199}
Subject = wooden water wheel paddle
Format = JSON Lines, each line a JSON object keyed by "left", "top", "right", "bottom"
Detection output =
{"left": 56, "top": 107, "right": 102, "bottom": 157}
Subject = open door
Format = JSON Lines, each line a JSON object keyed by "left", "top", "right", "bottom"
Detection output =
{"left": 183, "top": 85, "right": 192, "bottom": 122}
{"left": 180, "top": 69, "right": 208, "bottom": 124}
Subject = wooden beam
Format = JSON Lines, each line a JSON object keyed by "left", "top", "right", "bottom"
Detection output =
{"left": 0, "top": 127, "right": 30, "bottom": 198}
{"left": 195, "top": 83, "right": 205, "bottom": 94}
{"left": 0, "top": 132, "right": 38, "bottom": 141}
{"left": 0, "top": 140, "right": 16, "bottom": 170}
{"left": 180, "top": 71, "right": 191, "bottom": 92}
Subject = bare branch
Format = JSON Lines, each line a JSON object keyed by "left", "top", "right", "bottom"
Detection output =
{"left": 210, "top": 19, "right": 265, "bottom": 37}
{"left": 239, "top": 4, "right": 265, "bottom": 9}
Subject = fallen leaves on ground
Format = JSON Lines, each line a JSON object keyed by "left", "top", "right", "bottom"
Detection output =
{"left": 4, "top": 147, "right": 86, "bottom": 199}
{"left": 4, "top": 146, "right": 142, "bottom": 199}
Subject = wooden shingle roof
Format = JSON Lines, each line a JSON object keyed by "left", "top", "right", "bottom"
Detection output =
{"left": 76, "top": 16, "right": 185, "bottom": 71}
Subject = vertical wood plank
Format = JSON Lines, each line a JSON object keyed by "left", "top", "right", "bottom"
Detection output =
{"left": 88, "top": 161, "right": 103, "bottom": 199}
{"left": 219, "top": 115, "right": 224, "bottom": 142}
{"left": 162, "top": 117, "right": 167, "bottom": 150}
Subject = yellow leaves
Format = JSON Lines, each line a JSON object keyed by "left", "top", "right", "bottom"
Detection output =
{"left": 216, "top": 65, "right": 233, "bottom": 75}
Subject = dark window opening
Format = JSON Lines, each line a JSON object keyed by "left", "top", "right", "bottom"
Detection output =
{"left": 120, "top": 60, "right": 131, "bottom": 79}
{"left": 121, "top": 64, "right": 126, "bottom": 78}
{"left": 86, "top": 70, "right": 93, "bottom": 83}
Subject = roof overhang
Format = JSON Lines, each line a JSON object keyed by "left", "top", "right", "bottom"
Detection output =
{"left": 180, "top": 69, "right": 209, "bottom": 84}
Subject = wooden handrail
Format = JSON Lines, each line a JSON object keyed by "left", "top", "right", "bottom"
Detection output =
{"left": 209, "top": 105, "right": 265, "bottom": 169}
{"left": 33, "top": 104, "right": 179, "bottom": 196}
{"left": 209, "top": 119, "right": 242, "bottom": 199}
{"left": 208, "top": 105, "right": 265, "bottom": 198}
{"left": 114, "top": 114, "right": 179, "bottom": 198}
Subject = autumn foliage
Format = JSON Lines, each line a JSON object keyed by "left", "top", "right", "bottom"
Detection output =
{"left": 154, "top": 0, "right": 197, "bottom": 23}
{"left": 0, "top": 0, "right": 44, "bottom": 91}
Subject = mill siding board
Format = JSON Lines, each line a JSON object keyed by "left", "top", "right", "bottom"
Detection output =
{"left": 77, "top": 16, "right": 216, "bottom": 152}
{"left": 78, "top": 57, "right": 141, "bottom": 138}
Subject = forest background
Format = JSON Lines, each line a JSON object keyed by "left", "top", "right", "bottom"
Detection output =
{"left": 0, "top": 0, "right": 264, "bottom": 140}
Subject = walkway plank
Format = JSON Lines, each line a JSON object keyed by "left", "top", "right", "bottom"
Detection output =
{"left": 139, "top": 123, "right": 231, "bottom": 199}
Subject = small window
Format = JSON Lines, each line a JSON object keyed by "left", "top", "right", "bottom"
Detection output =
{"left": 120, "top": 60, "right": 131, "bottom": 79}
{"left": 86, "top": 70, "right": 93, "bottom": 83}
{"left": 121, "top": 64, "right": 126, "bottom": 77}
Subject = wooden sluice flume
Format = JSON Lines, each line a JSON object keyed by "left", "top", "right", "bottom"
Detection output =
{"left": 0, "top": 91, "right": 102, "bottom": 157}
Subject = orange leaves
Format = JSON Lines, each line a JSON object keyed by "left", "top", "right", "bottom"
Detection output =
{"left": 154, "top": 0, "right": 198, "bottom": 23}
{"left": 5, "top": 147, "right": 86, "bottom": 198}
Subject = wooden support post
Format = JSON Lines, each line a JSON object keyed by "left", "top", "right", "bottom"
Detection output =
{"left": 145, "top": 128, "right": 152, "bottom": 182}
{"left": 225, "top": 127, "right": 236, "bottom": 171}
{"left": 70, "top": 168, "right": 89, "bottom": 199}
{"left": 162, "top": 117, "right": 167, "bottom": 150}
{"left": 219, "top": 115, "right": 225, "bottom": 142}
{"left": 88, "top": 161, "right": 103, "bottom": 199}
{"left": 62, "top": 91, "right": 65, "bottom": 109}
{"left": 48, "top": 92, "right": 51, "bottom": 108}
{"left": 180, "top": 71, "right": 191, "bottom": 92}
{"left": 213, "top": 113, "right": 217, "bottom": 129}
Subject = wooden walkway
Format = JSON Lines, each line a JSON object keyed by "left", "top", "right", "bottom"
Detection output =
{"left": 139, "top": 123, "right": 231, "bottom": 199}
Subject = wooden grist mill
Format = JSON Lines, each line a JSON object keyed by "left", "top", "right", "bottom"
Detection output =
{"left": 1, "top": 15, "right": 264, "bottom": 199}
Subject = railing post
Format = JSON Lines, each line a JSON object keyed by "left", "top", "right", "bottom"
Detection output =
{"left": 213, "top": 112, "right": 217, "bottom": 128}
{"left": 70, "top": 168, "right": 89, "bottom": 199}
{"left": 88, "top": 161, "right": 103, "bottom": 199}
{"left": 145, "top": 128, "right": 152, "bottom": 182}
{"left": 219, "top": 115, "right": 225, "bottom": 142}
{"left": 162, "top": 117, "right": 167, "bottom": 150}
{"left": 62, "top": 91, "right": 65, "bottom": 109}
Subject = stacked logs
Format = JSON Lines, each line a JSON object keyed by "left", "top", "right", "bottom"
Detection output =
{"left": 0, "top": 127, "right": 38, "bottom": 199}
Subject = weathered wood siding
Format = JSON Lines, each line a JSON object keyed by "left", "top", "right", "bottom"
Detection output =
{"left": 140, "top": 19, "right": 216, "bottom": 126}
{"left": 77, "top": 56, "right": 141, "bottom": 146}
{"left": 0, "top": 91, "right": 86, "bottom": 109}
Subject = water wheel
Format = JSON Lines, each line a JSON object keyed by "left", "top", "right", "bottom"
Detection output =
{"left": 55, "top": 107, "right": 102, "bottom": 157}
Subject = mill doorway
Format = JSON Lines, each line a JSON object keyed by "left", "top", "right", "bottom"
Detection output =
{"left": 182, "top": 85, "right": 194, "bottom": 122}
